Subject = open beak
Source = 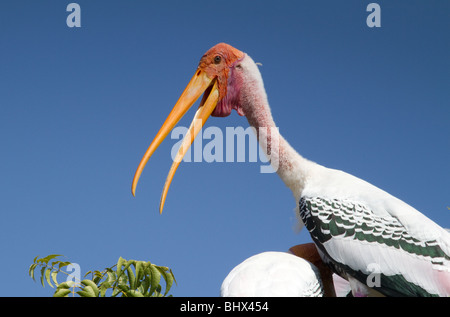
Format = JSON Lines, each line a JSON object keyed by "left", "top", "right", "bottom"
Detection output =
{"left": 132, "top": 69, "right": 219, "bottom": 213}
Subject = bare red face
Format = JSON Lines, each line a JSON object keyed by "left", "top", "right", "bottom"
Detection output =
{"left": 198, "top": 43, "right": 245, "bottom": 117}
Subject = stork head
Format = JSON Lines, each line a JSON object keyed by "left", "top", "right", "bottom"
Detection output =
{"left": 198, "top": 43, "right": 246, "bottom": 117}
{"left": 132, "top": 43, "right": 247, "bottom": 213}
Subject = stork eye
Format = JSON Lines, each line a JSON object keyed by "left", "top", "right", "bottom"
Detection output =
{"left": 214, "top": 55, "right": 222, "bottom": 64}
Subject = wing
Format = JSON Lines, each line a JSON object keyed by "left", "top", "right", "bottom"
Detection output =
{"left": 299, "top": 196, "right": 450, "bottom": 297}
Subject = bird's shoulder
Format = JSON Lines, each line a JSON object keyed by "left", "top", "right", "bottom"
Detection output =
{"left": 301, "top": 166, "right": 450, "bottom": 246}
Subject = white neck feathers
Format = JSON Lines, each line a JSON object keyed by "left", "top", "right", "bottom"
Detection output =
{"left": 237, "top": 55, "right": 316, "bottom": 199}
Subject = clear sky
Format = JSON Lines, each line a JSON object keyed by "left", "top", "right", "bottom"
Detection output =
{"left": 0, "top": 1, "right": 448, "bottom": 297}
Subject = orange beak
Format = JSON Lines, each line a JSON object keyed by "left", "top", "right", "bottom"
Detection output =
{"left": 132, "top": 69, "right": 219, "bottom": 213}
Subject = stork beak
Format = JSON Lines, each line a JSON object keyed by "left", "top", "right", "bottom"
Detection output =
{"left": 132, "top": 69, "right": 219, "bottom": 214}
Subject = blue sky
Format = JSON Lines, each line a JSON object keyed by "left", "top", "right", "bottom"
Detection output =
{"left": 0, "top": 1, "right": 448, "bottom": 297}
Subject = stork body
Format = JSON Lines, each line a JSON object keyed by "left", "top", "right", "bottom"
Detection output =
{"left": 132, "top": 43, "right": 450, "bottom": 297}
{"left": 221, "top": 243, "right": 339, "bottom": 297}
{"left": 221, "top": 251, "right": 324, "bottom": 297}
{"left": 237, "top": 51, "right": 450, "bottom": 296}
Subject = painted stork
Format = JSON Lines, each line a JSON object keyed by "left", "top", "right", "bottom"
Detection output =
{"left": 221, "top": 243, "right": 337, "bottom": 297}
{"left": 132, "top": 43, "right": 450, "bottom": 297}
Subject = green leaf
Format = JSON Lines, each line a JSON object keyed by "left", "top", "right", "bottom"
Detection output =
{"left": 111, "top": 285, "right": 122, "bottom": 297}
{"left": 84, "top": 269, "right": 104, "bottom": 281}
{"left": 81, "top": 280, "right": 99, "bottom": 297}
{"left": 28, "top": 263, "right": 37, "bottom": 281}
{"left": 54, "top": 281, "right": 75, "bottom": 297}
{"left": 120, "top": 260, "right": 134, "bottom": 277}
{"left": 99, "top": 281, "right": 111, "bottom": 297}
{"left": 92, "top": 272, "right": 103, "bottom": 285}
{"left": 57, "top": 261, "right": 71, "bottom": 270}
{"left": 135, "top": 261, "right": 143, "bottom": 283}
{"left": 170, "top": 269, "right": 177, "bottom": 284}
{"left": 84, "top": 270, "right": 93, "bottom": 279}
{"left": 54, "top": 288, "right": 72, "bottom": 297}
{"left": 127, "top": 266, "right": 136, "bottom": 289}
{"left": 148, "top": 264, "right": 161, "bottom": 296}
{"left": 116, "top": 257, "right": 125, "bottom": 277}
{"left": 77, "top": 285, "right": 96, "bottom": 297}
{"left": 40, "top": 254, "right": 62, "bottom": 265}
{"left": 117, "top": 284, "right": 130, "bottom": 297}
{"left": 105, "top": 270, "right": 116, "bottom": 284}
{"left": 158, "top": 266, "right": 175, "bottom": 296}
{"left": 152, "top": 284, "right": 163, "bottom": 297}
{"left": 56, "top": 281, "right": 75, "bottom": 289}
{"left": 51, "top": 270, "right": 59, "bottom": 287}
{"left": 53, "top": 281, "right": 75, "bottom": 297}
{"left": 117, "top": 273, "right": 128, "bottom": 286}
{"left": 125, "top": 290, "right": 144, "bottom": 297}
{"left": 138, "top": 277, "right": 150, "bottom": 296}
{"left": 40, "top": 266, "right": 46, "bottom": 287}
{"left": 45, "top": 268, "right": 54, "bottom": 288}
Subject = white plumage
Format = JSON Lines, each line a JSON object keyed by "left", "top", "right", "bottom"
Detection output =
{"left": 297, "top": 165, "right": 450, "bottom": 296}
{"left": 220, "top": 251, "right": 324, "bottom": 297}
{"left": 235, "top": 51, "right": 450, "bottom": 296}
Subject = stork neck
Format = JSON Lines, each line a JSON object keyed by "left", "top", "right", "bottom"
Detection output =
{"left": 245, "top": 103, "right": 310, "bottom": 198}
{"left": 240, "top": 62, "right": 312, "bottom": 199}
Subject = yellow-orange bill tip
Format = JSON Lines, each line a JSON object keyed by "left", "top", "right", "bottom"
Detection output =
{"left": 158, "top": 81, "right": 219, "bottom": 214}
{"left": 131, "top": 70, "right": 214, "bottom": 197}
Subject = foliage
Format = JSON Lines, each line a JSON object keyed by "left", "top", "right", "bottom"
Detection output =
{"left": 29, "top": 254, "right": 176, "bottom": 297}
